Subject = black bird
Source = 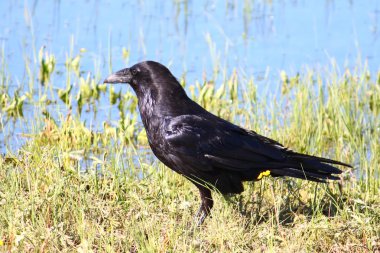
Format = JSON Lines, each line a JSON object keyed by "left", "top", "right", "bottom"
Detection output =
{"left": 104, "top": 61, "right": 351, "bottom": 225}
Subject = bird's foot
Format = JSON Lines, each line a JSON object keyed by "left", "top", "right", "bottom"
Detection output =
{"left": 193, "top": 205, "right": 212, "bottom": 226}
{"left": 194, "top": 209, "right": 206, "bottom": 226}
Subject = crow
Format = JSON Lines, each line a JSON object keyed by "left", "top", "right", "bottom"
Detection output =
{"left": 104, "top": 61, "right": 351, "bottom": 225}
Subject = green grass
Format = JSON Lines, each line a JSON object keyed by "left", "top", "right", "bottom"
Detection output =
{"left": 0, "top": 50, "right": 379, "bottom": 251}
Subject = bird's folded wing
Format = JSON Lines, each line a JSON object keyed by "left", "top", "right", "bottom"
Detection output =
{"left": 164, "top": 114, "right": 288, "bottom": 172}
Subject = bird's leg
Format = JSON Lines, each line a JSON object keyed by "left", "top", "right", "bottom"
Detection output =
{"left": 194, "top": 186, "right": 213, "bottom": 226}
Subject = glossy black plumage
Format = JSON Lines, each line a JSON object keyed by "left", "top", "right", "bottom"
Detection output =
{"left": 104, "top": 61, "right": 351, "bottom": 225}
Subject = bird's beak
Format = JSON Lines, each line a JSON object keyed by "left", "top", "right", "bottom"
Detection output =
{"left": 103, "top": 68, "right": 132, "bottom": 84}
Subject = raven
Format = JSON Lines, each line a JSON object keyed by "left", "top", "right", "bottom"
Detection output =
{"left": 104, "top": 61, "right": 351, "bottom": 225}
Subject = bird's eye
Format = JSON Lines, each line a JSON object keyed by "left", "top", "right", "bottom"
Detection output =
{"left": 131, "top": 69, "right": 138, "bottom": 75}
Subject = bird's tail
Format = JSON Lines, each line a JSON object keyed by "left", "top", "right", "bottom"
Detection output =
{"left": 269, "top": 151, "right": 351, "bottom": 182}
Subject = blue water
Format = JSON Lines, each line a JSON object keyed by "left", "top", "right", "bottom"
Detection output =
{"left": 0, "top": 0, "right": 379, "bottom": 152}
{"left": 2, "top": 1, "right": 379, "bottom": 80}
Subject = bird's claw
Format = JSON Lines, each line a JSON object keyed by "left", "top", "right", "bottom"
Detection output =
{"left": 193, "top": 205, "right": 211, "bottom": 226}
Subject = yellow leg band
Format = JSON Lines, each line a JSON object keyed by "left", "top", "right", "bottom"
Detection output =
{"left": 257, "top": 170, "right": 271, "bottom": 180}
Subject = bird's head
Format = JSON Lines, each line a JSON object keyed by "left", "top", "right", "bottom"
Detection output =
{"left": 103, "top": 61, "right": 181, "bottom": 96}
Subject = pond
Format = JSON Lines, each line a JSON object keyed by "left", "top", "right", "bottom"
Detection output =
{"left": 0, "top": 0, "right": 379, "bottom": 153}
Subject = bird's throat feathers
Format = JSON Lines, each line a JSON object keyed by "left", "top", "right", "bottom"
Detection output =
{"left": 138, "top": 88, "right": 157, "bottom": 126}
{"left": 134, "top": 74, "right": 204, "bottom": 136}
{"left": 137, "top": 79, "right": 189, "bottom": 115}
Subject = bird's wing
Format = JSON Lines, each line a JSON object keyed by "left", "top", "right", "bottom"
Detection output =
{"left": 164, "top": 114, "right": 287, "bottom": 173}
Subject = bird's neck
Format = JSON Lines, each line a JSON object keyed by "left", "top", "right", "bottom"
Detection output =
{"left": 137, "top": 88, "right": 157, "bottom": 130}
{"left": 137, "top": 86, "right": 194, "bottom": 131}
